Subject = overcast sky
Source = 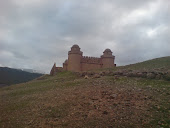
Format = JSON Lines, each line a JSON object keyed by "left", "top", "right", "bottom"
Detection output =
{"left": 0, "top": 0, "right": 170, "bottom": 73}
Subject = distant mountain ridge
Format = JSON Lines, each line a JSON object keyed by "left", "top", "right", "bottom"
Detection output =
{"left": 0, "top": 67, "right": 43, "bottom": 86}
{"left": 20, "top": 68, "right": 45, "bottom": 74}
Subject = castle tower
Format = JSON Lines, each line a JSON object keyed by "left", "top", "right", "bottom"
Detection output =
{"left": 67, "top": 44, "right": 83, "bottom": 72}
{"left": 101, "top": 49, "right": 115, "bottom": 68}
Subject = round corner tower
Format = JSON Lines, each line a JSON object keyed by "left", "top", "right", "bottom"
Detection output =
{"left": 67, "top": 44, "right": 83, "bottom": 72}
{"left": 101, "top": 49, "right": 115, "bottom": 68}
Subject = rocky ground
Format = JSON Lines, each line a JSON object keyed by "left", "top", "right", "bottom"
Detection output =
{"left": 78, "top": 67, "right": 170, "bottom": 81}
{"left": 0, "top": 72, "right": 170, "bottom": 128}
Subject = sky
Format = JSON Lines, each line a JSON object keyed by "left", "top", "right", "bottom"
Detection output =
{"left": 0, "top": 0, "right": 170, "bottom": 73}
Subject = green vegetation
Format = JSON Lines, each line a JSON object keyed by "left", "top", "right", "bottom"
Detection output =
{"left": 0, "top": 67, "right": 43, "bottom": 86}
{"left": 0, "top": 57, "right": 170, "bottom": 127}
{"left": 118, "top": 56, "right": 170, "bottom": 70}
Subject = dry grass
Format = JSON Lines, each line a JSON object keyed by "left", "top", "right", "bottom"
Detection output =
{"left": 0, "top": 72, "right": 170, "bottom": 128}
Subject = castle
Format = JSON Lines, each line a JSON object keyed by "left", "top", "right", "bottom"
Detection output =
{"left": 50, "top": 44, "right": 116, "bottom": 75}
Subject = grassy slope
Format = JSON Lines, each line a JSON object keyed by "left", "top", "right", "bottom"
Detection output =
{"left": 0, "top": 57, "right": 170, "bottom": 127}
{"left": 117, "top": 56, "right": 170, "bottom": 71}
{"left": 0, "top": 71, "right": 170, "bottom": 128}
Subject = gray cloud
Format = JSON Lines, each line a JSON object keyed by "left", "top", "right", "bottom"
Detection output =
{"left": 0, "top": 0, "right": 170, "bottom": 73}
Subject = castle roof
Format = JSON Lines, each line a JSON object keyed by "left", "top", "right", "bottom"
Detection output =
{"left": 69, "top": 44, "right": 82, "bottom": 55}
{"left": 72, "top": 44, "right": 80, "bottom": 48}
{"left": 104, "top": 48, "right": 112, "bottom": 53}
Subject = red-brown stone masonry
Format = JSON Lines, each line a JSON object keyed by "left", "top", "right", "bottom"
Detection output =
{"left": 51, "top": 45, "right": 116, "bottom": 74}
{"left": 62, "top": 55, "right": 115, "bottom": 72}
{"left": 81, "top": 62, "right": 102, "bottom": 71}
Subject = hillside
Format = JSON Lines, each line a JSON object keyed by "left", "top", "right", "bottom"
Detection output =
{"left": 0, "top": 57, "right": 170, "bottom": 127}
{"left": 0, "top": 67, "right": 43, "bottom": 86}
{"left": 119, "top": 56, "right": 170, "bottom": 71}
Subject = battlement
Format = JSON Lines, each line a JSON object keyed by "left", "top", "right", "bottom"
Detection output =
{"left": 50, "top": 44, "right": 116, "bottom": 75}
{"left": 81, "top": 56, "right": 101, "bottom": 64}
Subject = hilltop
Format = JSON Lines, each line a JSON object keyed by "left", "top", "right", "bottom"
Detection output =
{"left": 0, "top": 57, "right": 170, "bottom": 128}
{"left": 0, "top": 67, "right": 43, "bottom": 87}
{"left": 119, "top": 56, "right": 170, "bottom": 71}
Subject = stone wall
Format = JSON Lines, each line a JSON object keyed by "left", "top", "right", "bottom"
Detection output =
{"left": 81, "top": 56, "right": 102, "bottom": 71}
{"left": 81, "top": 56, "right": 101, "bottom": 64}
{"left": 101, "top": 57, "right": 115, "bottom": 68}
{"left": 51, "top": 44, "right": 116, "bottom": 75}
{"left": 78, "top": 69, "right": 170, "bottom": 81}
{"left": 67, "top": 53, "right": 82, "bottom": 72}
{"left": 81, "top": 63, "right": 102, "bottom": 71}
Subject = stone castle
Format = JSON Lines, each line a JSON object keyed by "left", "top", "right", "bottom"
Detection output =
{"left": 50, "top": 44, "right": 116, "bottom": 75}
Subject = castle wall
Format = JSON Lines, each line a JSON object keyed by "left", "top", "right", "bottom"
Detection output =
{"left": 63, "top": 63, "right": 67, "bottom": 71}
{"left": 80, "top": 56, "right": 102, "bottom": 71}
{"left": 50, "top": 44, "right": 116, "bottom": 75}
{"left": 56, "top": 67, "right": 63, "bottom": 72}
{"left": 102, "top": 57, "right": 115, "bottom": 68}
{"left": 67, "top": 53, "right": 82, "bottom": 72}
{"left": 81, "top": 56, "right": 101, "bottom": 63}
{"left": 81, "top": 63, "right": 102, "bottom": 71}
